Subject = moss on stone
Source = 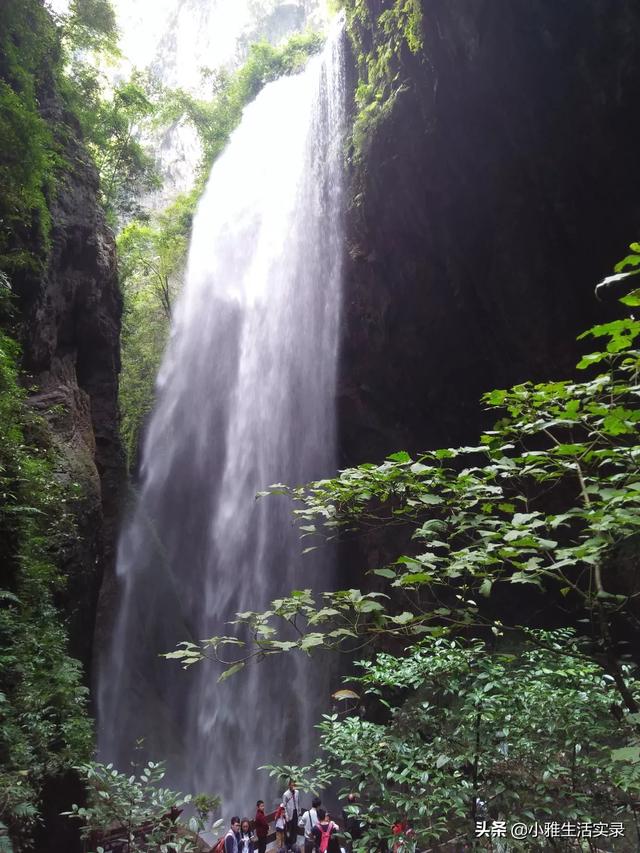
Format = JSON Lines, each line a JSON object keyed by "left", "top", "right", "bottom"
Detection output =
{"left": 343, "top": 0, "right": 424, "bottom": 158}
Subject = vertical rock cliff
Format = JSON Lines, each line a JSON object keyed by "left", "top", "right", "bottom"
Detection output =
{"left": 1, "top": 4, "right": 126, "bottom": 847}
{"left": 339, "top": 0, "right": 640, "bottom": 463}
{"left": 14, "top": 87, "right": 125, "bottom": 676}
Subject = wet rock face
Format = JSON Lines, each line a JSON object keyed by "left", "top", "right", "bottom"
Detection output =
{"left": 338, "top": 0, "right": 640, "bottom": 464}
{"left": 17, "top": 102, "right": 125, "bottom": 673}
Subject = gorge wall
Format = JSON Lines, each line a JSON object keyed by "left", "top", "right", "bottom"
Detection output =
{"left": 0, "top": 5, "right": 125, "bottom": 848}
{"left": 12, "top": 59, "right": 125, "bottom": 676}
{"left": 339, "top": 0, "right": 640, "bottom": 465}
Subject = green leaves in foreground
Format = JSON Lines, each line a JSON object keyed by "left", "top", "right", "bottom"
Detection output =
{"left": 167, "top": 303, "right": 640, "bottom": 684}
{"left": 263, "top": 630, "right": 640, "bottom": 849}
{"left": 64, "top": 761, "right": 220, "bottom": 853}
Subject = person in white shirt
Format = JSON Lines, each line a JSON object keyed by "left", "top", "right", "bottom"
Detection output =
{"left": 301, "top": 797, "right": 322, "bottom": 853}
{"left": 283, "top": 779, "right": 300, "bottom": 850}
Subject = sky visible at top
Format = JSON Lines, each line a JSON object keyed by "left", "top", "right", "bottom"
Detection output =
{"left": 46, "top": 0, "right": 327, "bottom": 93}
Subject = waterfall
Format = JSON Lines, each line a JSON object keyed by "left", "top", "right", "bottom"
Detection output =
{"left": 99, "top": 21, "right": 346, "bottom": 811}
{"left": 115, "top": 0, "right": 327, "bottom": 207}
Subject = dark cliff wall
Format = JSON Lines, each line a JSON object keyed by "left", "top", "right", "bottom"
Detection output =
{"left": 14, "top": 88, "right": 125, "bottom": 677}
{"left": 0, "top": 5, "right": 125, "bottom": 846}
{"left": 339, "top": 0, "right": 640, "bottom": 464}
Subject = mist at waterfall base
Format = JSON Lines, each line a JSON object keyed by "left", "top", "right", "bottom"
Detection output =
{"left": 99, "top": 28, "right": 346, "bottom": 811}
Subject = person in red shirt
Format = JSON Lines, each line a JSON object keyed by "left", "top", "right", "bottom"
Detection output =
{"left": 254, "top": 800, "right": 270, "bottom": 853}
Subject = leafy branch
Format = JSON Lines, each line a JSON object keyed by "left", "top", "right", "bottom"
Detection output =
{"left": 167, "top": 287, "right": 640, "bottom": 709}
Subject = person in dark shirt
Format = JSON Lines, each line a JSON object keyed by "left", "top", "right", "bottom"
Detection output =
{"left": 225, "top": 817, "right": 241, "bottom": 853}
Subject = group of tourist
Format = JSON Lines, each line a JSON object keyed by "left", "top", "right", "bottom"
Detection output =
{"left": 218, "top": 781, "right": 363, "bottom": 853}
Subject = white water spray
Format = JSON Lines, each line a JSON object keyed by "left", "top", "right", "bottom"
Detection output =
{"left": 99, "top": 22, "right": 346, "bottom": 810}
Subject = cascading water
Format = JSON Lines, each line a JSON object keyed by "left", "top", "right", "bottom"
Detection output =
{"left": 99, "top": 21, "right": 346, "bottom": 810}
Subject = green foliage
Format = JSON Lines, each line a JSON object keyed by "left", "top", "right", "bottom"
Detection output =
{"left": 65, "top": 26, "right": 323, "bottom": 231}
{"left": 61, "top": 68, "right": 161, "bottom": 227}
{"left": 0, "top": 0, "right": 60, "bottom": 273}
{"left": 84, "top": 76, "right": 160, "bottom": 226}
{"left": 343, "top": 0, "right": 424, "bottom": 156}
{"left": 597, "top": 240, "right": 640, "bottom": 306}
{"left": 168, "top": 294, "right": 640, "bottom": 688}
{"left": 56, "top": 0, "right": 161, "bottom": 226}
{"left": 65, "top": 761, "right": 220, "bottom": 853}
{"left": 158, "top": 30, "right": 325, "bottom": 177}
{"left": 62, "top": 0, "right": 119, "bottom": 55}
{"left": 0, "top": 0, "right": 135, "bottom": 270}
{"left": 0, "top": 292, "right": 92, "bottom": 850}
{"left": 265, "top": 630, "right": 640, "bottom": 849}
{"left": 117, "top": 191, "right": 195, "bottom": 465}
